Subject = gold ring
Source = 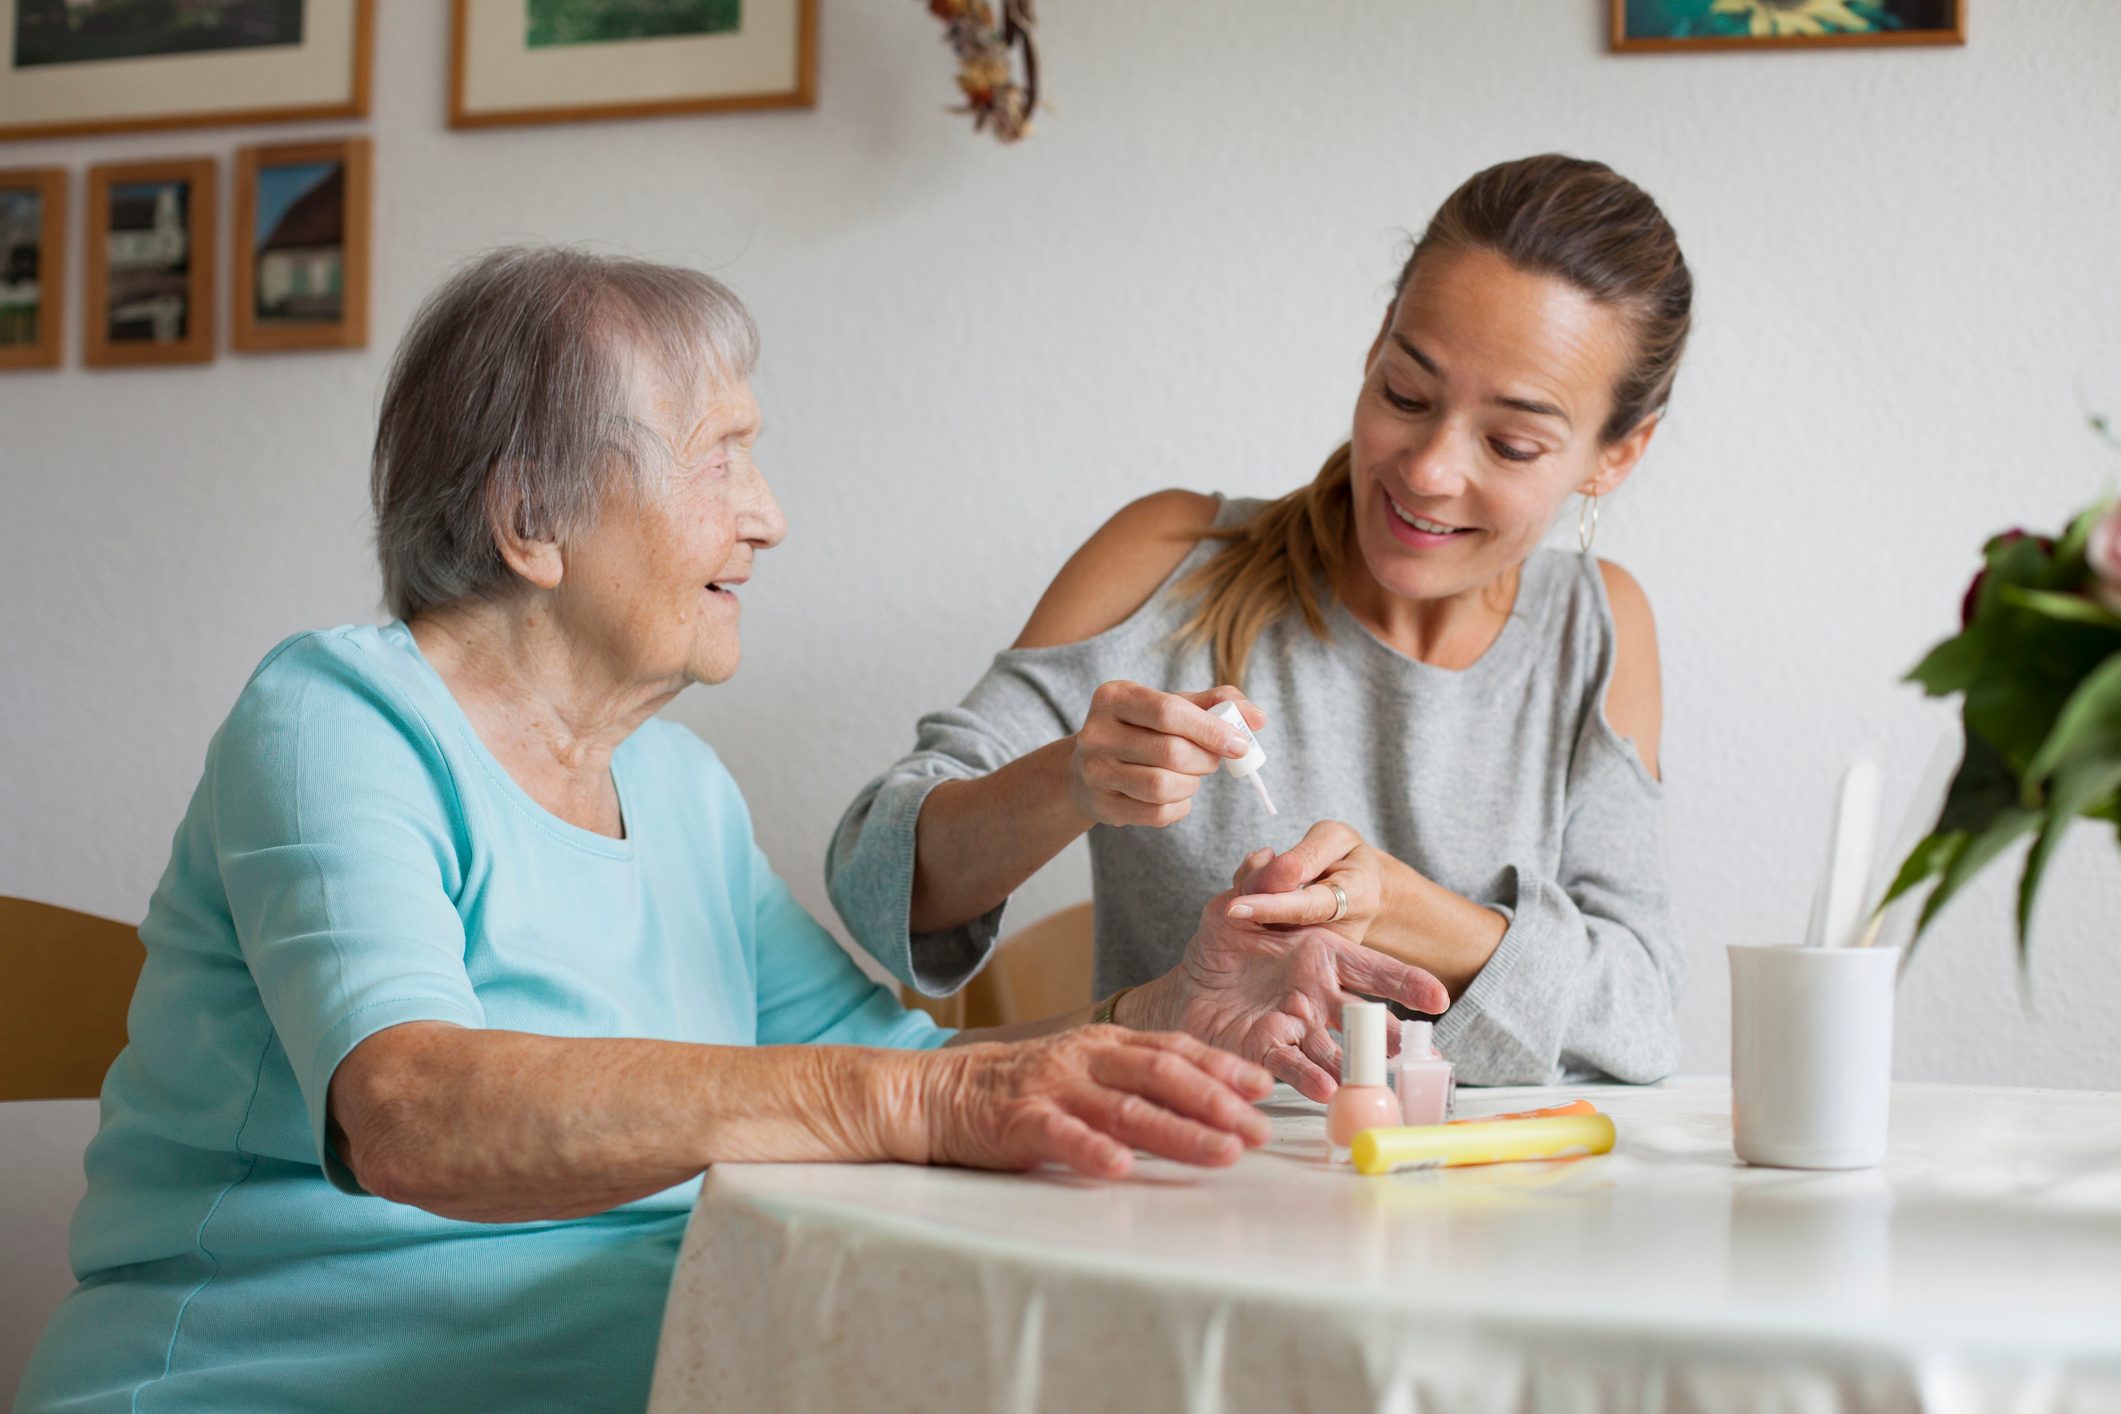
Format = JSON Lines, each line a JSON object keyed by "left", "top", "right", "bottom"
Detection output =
{"left": 1327, "top": 882, "right": 1348, "bottom": 924}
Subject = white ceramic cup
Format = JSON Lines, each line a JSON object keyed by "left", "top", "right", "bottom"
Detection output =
{"left": 1728, "top": 944, "right": 1898, "bottom": 1169}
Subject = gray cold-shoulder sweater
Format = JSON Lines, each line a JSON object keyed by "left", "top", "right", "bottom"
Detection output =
{"left": 827, "top": 496, "right": 1682, "bottom": 1085}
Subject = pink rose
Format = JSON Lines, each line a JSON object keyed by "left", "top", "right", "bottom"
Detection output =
{"left": 2089, "top": 501, "right": 2121, "bottom": 614}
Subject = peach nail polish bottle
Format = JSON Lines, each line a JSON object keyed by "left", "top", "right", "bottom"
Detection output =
{"left": 1326, "top": 1001, "right": 1397, "bottom": 1164}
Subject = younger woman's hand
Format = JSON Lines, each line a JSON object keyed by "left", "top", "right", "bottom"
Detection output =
{"left": 1225, "top": 819, "right": 1386, "bottom": 945}
{"left": 1065, "top": 682, "right": 1266, "bottom": 829}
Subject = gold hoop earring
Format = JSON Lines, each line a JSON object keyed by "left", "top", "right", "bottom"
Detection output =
{"left": 1578, "top": 492, "right": 1601, "bottom": 554}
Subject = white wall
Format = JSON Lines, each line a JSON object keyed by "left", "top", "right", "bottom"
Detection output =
{"left": 4, "top": 0, "right": 2118, "bottom": 1091}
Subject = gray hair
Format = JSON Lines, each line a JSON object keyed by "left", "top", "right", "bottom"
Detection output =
{"left": 371, "top": 246, "right": 759, "bottom": 621}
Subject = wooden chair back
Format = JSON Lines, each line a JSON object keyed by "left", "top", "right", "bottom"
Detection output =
{"left": 902, "top": 901, "right": 1094, "bottom": 1031}
{"left": 0, "top": 897, "right": 144, "bottom": 1102}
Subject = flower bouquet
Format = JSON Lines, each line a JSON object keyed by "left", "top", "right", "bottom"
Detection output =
{"left": 1886, "top": 444, "right": 2121, "bottom": 961}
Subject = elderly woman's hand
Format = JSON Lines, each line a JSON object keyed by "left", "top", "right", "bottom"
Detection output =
{"left": 1223, "top": 820, "right": 1389, "bottom": 945}
{"left": 1129, "top": 889, "right": 1449, "bottom": 1102}
{"left": 916, "top": 1028, "right": 1274, "bottom": 1179}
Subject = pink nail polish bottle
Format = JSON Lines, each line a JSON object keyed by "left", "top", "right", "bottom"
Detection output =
{"left": 1396, "top": 1019, "right": 1455, "bottom": 1126}
{"left": 1326, "top": 1001, "right": 1398, "bottom": 1164}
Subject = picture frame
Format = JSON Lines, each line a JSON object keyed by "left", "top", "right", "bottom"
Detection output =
{"left": 0, "top": 164, "right": 62, "bottom": 370}
{"left": 84, "top": 157, "right": 215, "bottom": 368}
{"left": 450, "top": 0, "right": 816, "bottom": 130}
{"left": 1611, "top": 0, "right": 1965, "bottom": 51}
{"left": 232, "top": 136, "right": 370, "bottom": 353}
{"left": 0, "top": 0, "right": 373, "bottom": 141}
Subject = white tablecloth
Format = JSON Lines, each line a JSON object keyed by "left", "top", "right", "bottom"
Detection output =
{"left": 647, "top": 1078, "right": 2121, "bottom": 1413}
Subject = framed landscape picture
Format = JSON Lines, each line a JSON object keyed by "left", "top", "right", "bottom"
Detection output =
{"left": 0, "top": 0, "right": 373, "bottom": 141}
{"left": 84, "top": 157, "right": 215, "bottom": 367}
{"left": 1612, "top": 0, "right": 1965, "bottom": 50}
{"left": 232, "top": 136, "right": 369, "bottom": 352}
{"left": 451, "top": 0, "right": 816, "bottom": 129}
{"left": 0, "top": 165, "right": 62, "bottom": 370}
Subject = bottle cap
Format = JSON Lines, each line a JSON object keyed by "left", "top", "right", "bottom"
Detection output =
{"left": 1343, "top": 1001, "right": 1387, "bottom": 1087}
{"left": 1402, "top": 1019, "right": 1435, "bottom": 1057}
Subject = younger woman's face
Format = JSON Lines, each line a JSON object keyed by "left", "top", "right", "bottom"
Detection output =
{"left": 1347, "top": 245, "right": 1655, "bottom": 605}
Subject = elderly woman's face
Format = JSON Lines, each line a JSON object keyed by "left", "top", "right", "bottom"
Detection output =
{"left": 1347, "top": 245, "right": 1645, "bottom": 605}
{"left": 555, "top": 372, "right": 783, "bottom": 688}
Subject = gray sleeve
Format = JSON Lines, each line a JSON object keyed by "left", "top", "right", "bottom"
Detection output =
{"left": 826, "top": 645, "right": 1100, "bottom": 996}
{"left": 1434, "top": 721, "right": 1682, "bottom": 1086}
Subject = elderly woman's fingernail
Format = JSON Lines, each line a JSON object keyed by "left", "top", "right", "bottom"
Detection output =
{"left": 1228, "top": 904, "right": 1254, "bottom": 919}
{"left": 1223, "top": 734, "right": 1249, "bottom": 757}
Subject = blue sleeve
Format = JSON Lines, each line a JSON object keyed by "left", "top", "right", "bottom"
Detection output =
{"left": 750, "top": 842, "right": 951, "bottom": 1051}
{"left": 210, "top": 635, "right": 485, "bottom": 1191}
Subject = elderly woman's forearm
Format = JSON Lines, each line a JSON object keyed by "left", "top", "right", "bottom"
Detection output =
{"left": 908, "top": 737, "right": 1089, "bottom": 934}
{"left": 329, "top": 1023, "right": 928, "bottom": 1223}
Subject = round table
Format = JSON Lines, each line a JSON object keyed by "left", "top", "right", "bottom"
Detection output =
{"left": 647, "top": 1077, "right": 2121, "bottom": 1413}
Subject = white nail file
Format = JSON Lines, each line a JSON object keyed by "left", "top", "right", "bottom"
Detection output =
{"left": 1813, "top": 759, "right": 1881, "bottom": 949}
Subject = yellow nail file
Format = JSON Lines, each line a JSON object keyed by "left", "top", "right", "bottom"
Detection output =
{"left": 1351, "top": 1112, "right": 1616, "bottom": 1175}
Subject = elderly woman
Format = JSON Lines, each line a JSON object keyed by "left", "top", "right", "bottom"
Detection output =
{"left": 19, "top": 250, "right": 1447, "bottom": 1413}
{"left": 831, "top": 154, "right": 1692, "bottom": 1090}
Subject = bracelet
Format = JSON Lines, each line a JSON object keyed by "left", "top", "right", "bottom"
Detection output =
{"left": 1091, "top": 986, "right": 1131, "bottom": 1027}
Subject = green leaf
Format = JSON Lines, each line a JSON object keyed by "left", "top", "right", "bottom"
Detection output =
{"left": 1997, "top": 586, "right": 2121, "bottom": 631}
{"left": 1935, "top": 729, "right": 2021, "bottom": 835}
{"left": 1905, "top": 628, "right": 1989, "bottom": 697}
{"left": 1914, "top": 806, "right": 2041, "bottom": 940}
{"left": 1889, "top": 831, "right": 1963, "bottom": 972}
{"left": 1882, "top": 828, "right": 1964, "bottom": 907}
{"left": 1963, "top": 619, "right": 2113, "bottom": 776}
{"left": 1985, "top": 534, "right": 2054, "bottom": 597}
{"left": 2053, "top": 505, "right": 2103, "bottom": 568}
{"left": 2022, "top": 651, "right": 2121, "bottom": 793}
{"left": 2012, "top": 799, "right": 2086, "bottom": 1012}
{"left": 2017, "top": 812, "right": 2066, "bottom": 957}
{"left": 2049, "top": 755, "right": 2121, "bottom": 822}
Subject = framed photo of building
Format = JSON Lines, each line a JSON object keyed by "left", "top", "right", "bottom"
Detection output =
{"left": 0, "top": 165, "right": 63, "bottom": 370}
{"left": 84, "top": 157, "right": 215, "bottom": 367}
{"left": 450, "top": 0, "right": 816, "bottom": 129}
{"left": 232, "top": 137, "right": 369, "bottom": 353}
{"left": 0, "top": 0, "right": 373, "bottom": 141}
{"left": 1612, "top": 0, "right": 1965, "bottom": 50}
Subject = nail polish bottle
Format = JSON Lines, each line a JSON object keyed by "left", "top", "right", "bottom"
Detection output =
{"left": 1397, "top": 1019, "right": 1455, "bottom": 1127}
{"left": 1326, "top": 1001, "right": 1397, "bottom": 1163}
{"left": 1207, "top": 700, "right": 1277, "bottom": 816}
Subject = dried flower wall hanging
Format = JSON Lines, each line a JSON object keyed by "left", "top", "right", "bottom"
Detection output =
{"left": 923, "top": 0, "right": 1039, "bottom": 143}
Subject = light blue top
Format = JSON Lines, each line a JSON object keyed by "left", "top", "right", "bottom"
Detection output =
{"left": 20, "top": 623, "right": 946, "bottom": 1413}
